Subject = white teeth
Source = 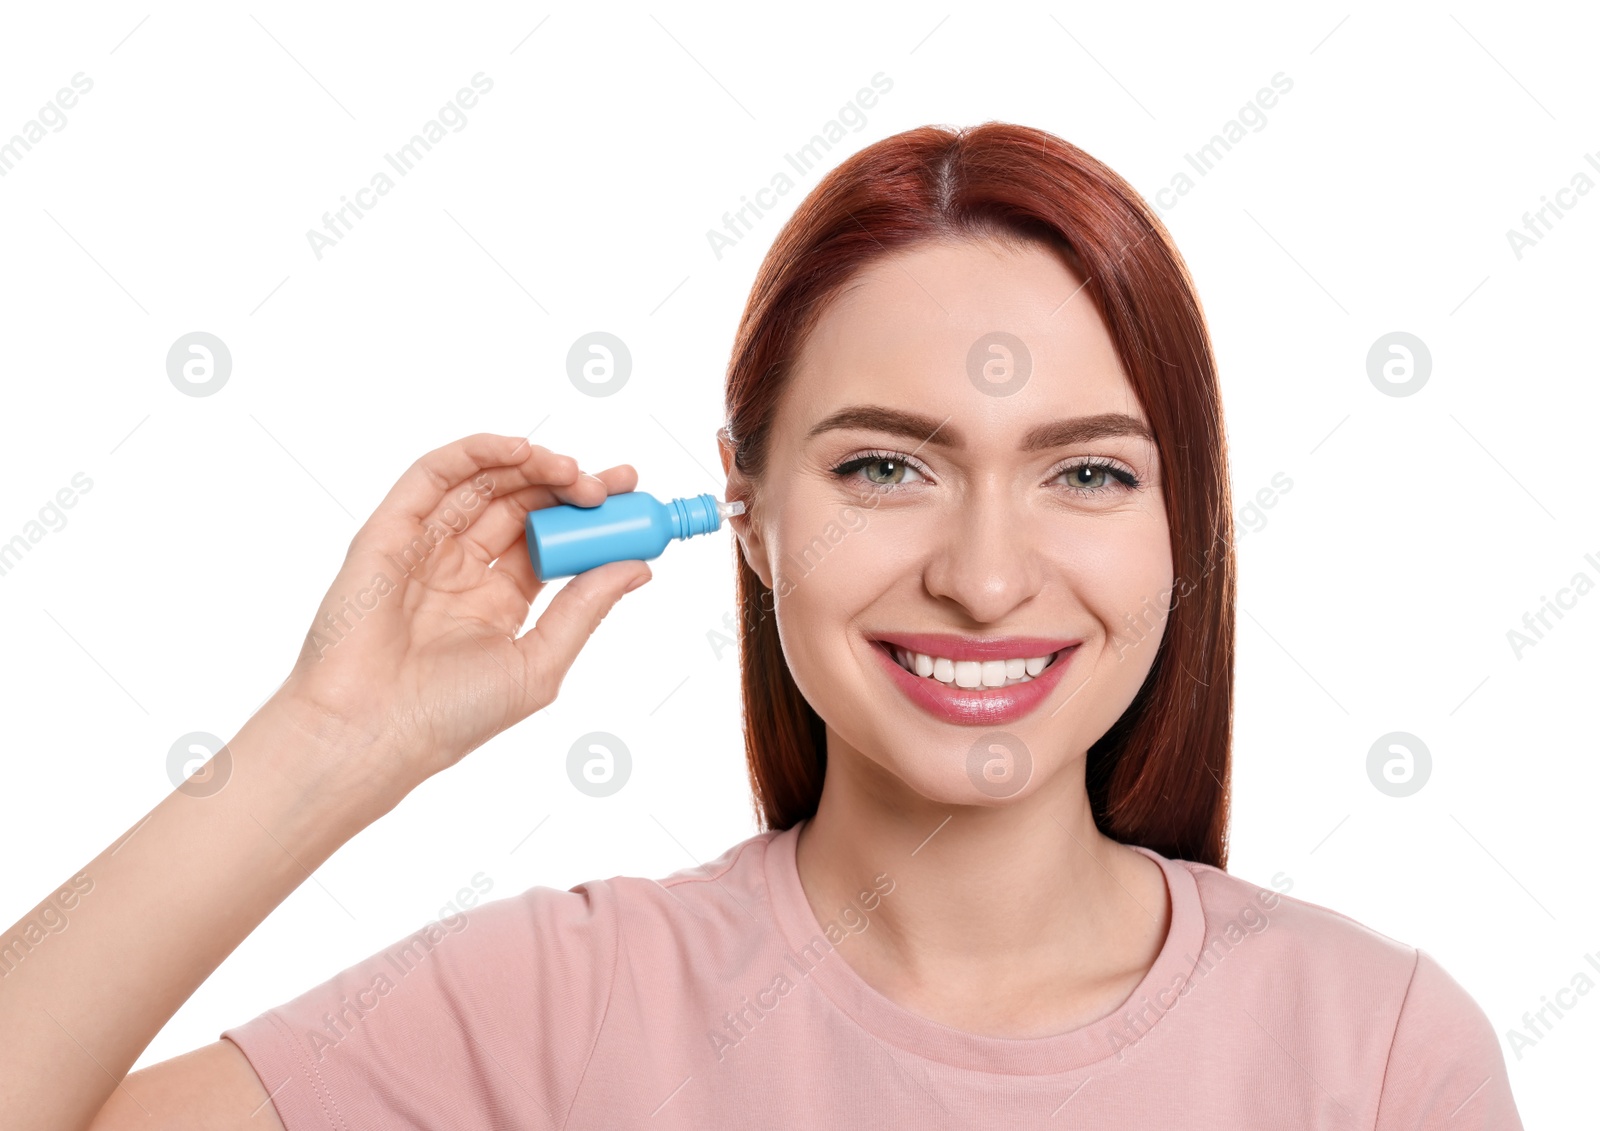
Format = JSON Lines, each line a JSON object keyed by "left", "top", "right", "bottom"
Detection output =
{"left": 887, "top": 645, "right": 1059, "bottom": 688}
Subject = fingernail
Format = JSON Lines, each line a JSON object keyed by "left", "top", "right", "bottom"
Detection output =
{"left": 624, "top": 573, "right": 650, "bottom": 594}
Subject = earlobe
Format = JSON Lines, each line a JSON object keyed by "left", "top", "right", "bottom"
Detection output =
{"left": 737, "top": 523, "right": 775, "bottom": 592}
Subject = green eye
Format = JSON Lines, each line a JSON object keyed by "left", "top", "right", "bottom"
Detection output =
{"left": 1057, "top": 460, "right": 1140, "bottom": 497}
{"left": 830, "top": 451, "right": 927, "bottom": 492}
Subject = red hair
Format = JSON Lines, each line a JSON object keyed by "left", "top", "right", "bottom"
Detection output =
{"left": 719, "top": 122, "right": 1235, "bottom": 868}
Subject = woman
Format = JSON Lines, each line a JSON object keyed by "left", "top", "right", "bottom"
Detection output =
{"left": 2, "top": 123, "right": 1521, "bottom": 1128}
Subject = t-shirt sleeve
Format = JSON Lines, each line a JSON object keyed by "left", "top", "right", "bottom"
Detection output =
{"left": 1373, "top": 948, "right": 1523, "bottom": 1130}
{"left": 220, "top": 879, "right": 618, "bottom": 1130}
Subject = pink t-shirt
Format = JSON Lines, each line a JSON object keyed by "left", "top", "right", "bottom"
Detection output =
{"left": 222, "top": 821, "right": 1522, "bottom": 1128}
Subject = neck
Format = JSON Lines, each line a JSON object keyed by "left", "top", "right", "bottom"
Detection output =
{"left": 793, "top": 731, "right": 1170, "bottom": 1031}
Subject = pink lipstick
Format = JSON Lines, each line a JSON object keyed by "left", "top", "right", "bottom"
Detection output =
{"left": 867, "top": 634, "right": 1081, "bottom": 726}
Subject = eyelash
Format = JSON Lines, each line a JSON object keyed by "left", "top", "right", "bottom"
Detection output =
{"left": 829, "top": 449, "right": 1142, "bottom": 498}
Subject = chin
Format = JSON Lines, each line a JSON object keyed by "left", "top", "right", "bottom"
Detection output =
{"left": 862, "top": 736, "right": 1056, "bottom": 811}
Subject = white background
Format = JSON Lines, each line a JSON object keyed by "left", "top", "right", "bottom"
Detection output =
{"left": 0, "top": 2, "right": 1594, "bottom": 1124}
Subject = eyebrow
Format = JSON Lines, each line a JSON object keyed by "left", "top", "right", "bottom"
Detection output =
{"left": 805, "top": 405, "right": 1154, "bottom": 452}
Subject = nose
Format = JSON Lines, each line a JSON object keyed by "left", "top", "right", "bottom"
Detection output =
{"left": 920, "top": 484, "right": 1046, "bottom": 623}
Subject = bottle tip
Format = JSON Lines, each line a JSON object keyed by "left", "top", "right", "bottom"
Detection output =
{"left": 723, "top": 499, "right": 747, "bottom": 518}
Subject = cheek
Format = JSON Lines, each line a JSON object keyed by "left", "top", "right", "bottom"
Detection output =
{"left": 1055, "top": 515, "right": 1174, "bottom": 636}
{"left": 766, "top": 498, "right": 901, "bottom": 693}
{"left": 767, "top": 509, "right": 861, "bottom": 648}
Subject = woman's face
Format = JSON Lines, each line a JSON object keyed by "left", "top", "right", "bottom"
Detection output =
{"left": 728, "top": 237, "right": 1173, "bottom": 808}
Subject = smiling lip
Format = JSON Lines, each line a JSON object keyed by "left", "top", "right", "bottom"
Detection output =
{"left": 867, "top": 634, "right": 1082, "bottom": 727}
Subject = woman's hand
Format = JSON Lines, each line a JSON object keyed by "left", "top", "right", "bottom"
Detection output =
{"left": 265, "top": 433, "right": 652, "bottom": 812}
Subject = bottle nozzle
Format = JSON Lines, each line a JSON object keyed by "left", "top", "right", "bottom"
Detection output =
{"left": 719, "top": 499, "right": 746, "bottom": 520}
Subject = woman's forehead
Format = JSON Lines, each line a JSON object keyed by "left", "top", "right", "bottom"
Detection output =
{"left": 780, "top": 241, "right": 1141, "bottom": 445}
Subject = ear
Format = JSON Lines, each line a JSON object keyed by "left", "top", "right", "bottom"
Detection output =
{"left": 717, "top": 426, "right": 775, "bottom": 591}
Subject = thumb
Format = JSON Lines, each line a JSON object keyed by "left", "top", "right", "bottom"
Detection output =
{"left": 514, "top": 560, "right": 651, "bottom": 710}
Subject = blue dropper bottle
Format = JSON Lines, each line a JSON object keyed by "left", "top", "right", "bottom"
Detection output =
{"left": 524, "top": 491, "right": 746, "bottom": 582}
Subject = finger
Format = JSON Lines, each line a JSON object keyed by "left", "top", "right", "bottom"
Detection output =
{"left": 372, "top": 434, "right": 578, "bottom": 528}
{"left": 564, "top": 460, "right": 639, "bottom": 506}
{"left": 483, "top": 466, "right": 639, "bottom": 604}
{"left": 415, "top": 455, "right": 636, "bottom": 539}
{"left": 470, "top": 464, "right": 640, "bottom": 565}
{"left": 485, "top": 518, "right": 541, "bottom": 605}
{"left": 513, "top": 559, "right": 652, "bottom": 714}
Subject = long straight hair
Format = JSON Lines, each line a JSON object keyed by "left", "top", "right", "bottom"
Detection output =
{"left": 719, "top": 122, "right": 1234, "bottom": 868}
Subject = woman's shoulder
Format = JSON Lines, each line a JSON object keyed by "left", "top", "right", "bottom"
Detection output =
{"left": 1171, "top": 855, "right": 1495, "bottom": 1030}
{"left": 1180, "top": 858, "right": 1414, "bottom": 958}
{"left": 495, "top": 826, "right": 784, "bottom": 944}
{"left": 1156, "top": 856, "right": 1518, "bottom": 1124}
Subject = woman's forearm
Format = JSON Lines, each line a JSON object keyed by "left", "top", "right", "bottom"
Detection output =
{"left": 0, "top": 699, "right": 388, "bottom": 1131}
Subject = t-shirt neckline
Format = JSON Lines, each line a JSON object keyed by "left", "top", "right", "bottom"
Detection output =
{"left": 762, "top": 818, "right": 1205, "bottom": 1075}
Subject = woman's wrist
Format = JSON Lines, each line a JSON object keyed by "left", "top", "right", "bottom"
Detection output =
{"left": 232, "top": 693, "right": 413, "bottom": 845}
